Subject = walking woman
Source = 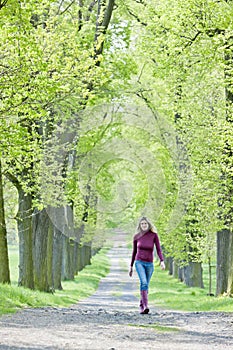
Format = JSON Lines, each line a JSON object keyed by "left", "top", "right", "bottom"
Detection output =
{"left": 129, "top": 217, "right": 165, "bottom": 314}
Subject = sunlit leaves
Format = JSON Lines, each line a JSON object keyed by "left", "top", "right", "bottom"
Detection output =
{"left": 118, "top": 0, "right": 233, "bottom": 264}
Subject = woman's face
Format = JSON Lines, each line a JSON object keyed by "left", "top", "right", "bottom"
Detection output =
{"left": 140, "top": 220, "right": 149, "bottom": 231}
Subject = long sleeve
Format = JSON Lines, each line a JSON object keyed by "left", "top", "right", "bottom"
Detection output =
{"left": 154, "top": 233, "right": 164, "bottom": 262}
{"left": 130, "top": 239, "right": 137, "bottom": 267}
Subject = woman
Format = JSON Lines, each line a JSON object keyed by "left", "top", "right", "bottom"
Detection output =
{"left": 129, "top": 216, "right": 165, "bottom": 314}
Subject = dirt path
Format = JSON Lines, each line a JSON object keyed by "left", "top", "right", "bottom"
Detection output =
{"left": 1, "top": 230, "right": 233, "bottom": 350}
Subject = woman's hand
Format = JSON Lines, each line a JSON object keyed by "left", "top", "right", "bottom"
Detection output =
{"left": 129, "top": 266, "right": 133, "bottom": 277}
{"left": 160, "top": 261, "right": 166, "bottom": 270}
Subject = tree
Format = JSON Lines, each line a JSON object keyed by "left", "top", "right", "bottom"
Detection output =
{"left": 0, "top": 0, "right": 118, "bottom": 291}
{"left": 216, "top": 22, "right": 233, "bottom": 295}
{"left": 0, "top": 159, "right": 10, "bottom": 284}
{"left": 120, "top": 0, "right": 232, "bottom": 290}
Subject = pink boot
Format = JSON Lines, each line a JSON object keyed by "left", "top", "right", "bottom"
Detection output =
{"left": 140, "top": 290, "right": 149, "bottom": 314}
{"left": 139, "top": 298, "right": 144, "bottom": 313}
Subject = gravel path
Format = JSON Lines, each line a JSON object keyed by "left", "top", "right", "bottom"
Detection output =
{"left": 1, "top": 230, "right": 233, "bottom": 350}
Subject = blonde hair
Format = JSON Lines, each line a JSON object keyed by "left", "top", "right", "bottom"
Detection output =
{"left": 136, "top": 216, "right": 157, "bottom": 233}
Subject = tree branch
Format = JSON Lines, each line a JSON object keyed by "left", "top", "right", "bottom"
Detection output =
{"left": 86, "top": 0, "right": 97, "bottom": 21}
{"left": 0, "top": 0, "right": 8, "bottom": 10}
{"left": 125, "top": 5, "right": 147, "bottom": 26}
{"left": 58, "top": 0, "right": 76, "bottom": 15}
{"left": 4, "top": 171, "right": 20, "bottom": 190}
{"left": 94, "top": 0, "right": 115, "bottom": 59}
{"left": 78, "top": 0, "right": 83, "bottom": 31}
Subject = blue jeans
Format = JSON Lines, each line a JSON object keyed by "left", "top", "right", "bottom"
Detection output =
{"left": 135, "top": 260, "right": 154, "bottom": 291}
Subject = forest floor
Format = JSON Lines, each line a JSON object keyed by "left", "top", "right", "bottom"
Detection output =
{"left": 1, "top": 231, "right": 233, "bottom": 350}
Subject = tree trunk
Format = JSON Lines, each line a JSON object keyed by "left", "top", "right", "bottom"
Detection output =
{"left": 76, "top": 244, "right": 82, "bottom": 272}
{"left": 17, "top": 187, "right": 34, "bottom": 289}
{"left": 33, "top": 208, "right": 50, "bottom": 292}
{"left": 94, "top": 0, "right": 115, "bottom": 59}
{"left": 216, "top": 229, "right": 231, "bottom": 295}
{"left": 59, "top": 204, "right": 75, "bottom": 281}
{"left": 73, "top": 241, "right": 79, "bottom": 275}
{"left": 50, "top": 205, "right": 75, "bottom": 288}
{"left": 0, "top": 159, "right": 10, "bottom": 283}
{"left": 216, "top": 48, "right": 233, "bottom": 296}
{"left": 172, "top": 260, "right": 179, "bottom": 279}
{"left": 52, "top": 226, "right": 63, "bottom": 290}
{"left": 47, "top": 217, "right": 54, "bottom": 292}
{"left": 77, "top": 244, "right": 86, "bottom": 272}
{"left": 183, "top": 262, "right": 204, "bottom": 288}
{"left": 227, "top": 230, "right": 233, "bottom": 296}
{"left": 75, "top": 224, "right": 85, "bottom": 273}
{"left": 46, "top": 206, "right": 63, "bottom": 290}
{"left": 83, "top": 244, "right": 92, "bottom": 266}
{"left": 61, "top": 235, "right": 75, "bottom": 280}
{"left": 166, "top": 257, "right": 173, "bottom": 275}
{"left": 178, "top": 267, "right": 184, "bottom": 282}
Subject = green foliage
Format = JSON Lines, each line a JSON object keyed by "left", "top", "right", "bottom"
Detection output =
{"left": 118, "top": 0, "right": 233, "bottom": 265}
{"left": 0, "top": 0, "right": 117, "bottom": 205}
{"left": 2, "top": 0, "right": 233, "bottom": 282}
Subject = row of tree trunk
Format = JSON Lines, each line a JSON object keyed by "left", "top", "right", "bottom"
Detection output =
{"left": 1, "top": 167, "right": 233, "bottom": 295}
{"left": 23, "top": 199, "right": 92, "bottom": 292}
{"left": 165, "top": 257, "right": 204, "bottom": 289}
{"left": 165, "top": 228, "right": 233, "bottom": 297}
{"left": 0, "top": 176, "right": 93, "bottom": 292}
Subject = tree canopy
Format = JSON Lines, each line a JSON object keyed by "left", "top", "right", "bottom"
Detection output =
{"left": 1, "top": 0, "right": 233, "bottom": 294}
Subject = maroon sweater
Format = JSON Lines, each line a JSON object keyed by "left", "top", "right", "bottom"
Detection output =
{"left": 130, "top": 230, "right": 164, "bottom": 267}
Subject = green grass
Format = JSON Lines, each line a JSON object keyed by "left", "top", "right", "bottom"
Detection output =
{"left": 128, "top": 323, "right": 180, "bottom": 332}
{"left": 0, "top": 246, "right": 110, "bottom": 316}
{"left": 149, "top": 262, "right": 233, "bottom": 312}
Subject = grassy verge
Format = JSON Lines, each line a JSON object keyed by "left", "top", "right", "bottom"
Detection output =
{"left": 0, "top": 246, "right": 110, "bottom": 316}
{"left": 149, "top": 262, "right": 233, "bottom": 312}
{"left": 3, "top": 246, "right": 233, "bottom": 316}
{"left": 128, "top": 323, "right": 180, "bottom": 332}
